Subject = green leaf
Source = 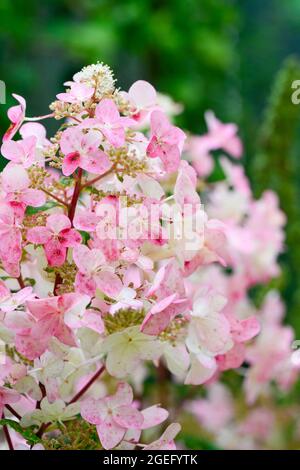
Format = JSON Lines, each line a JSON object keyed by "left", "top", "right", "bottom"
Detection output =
{"left": 79, "top": 230, "right": 91, "bottom": 244}
{"left": 0, "top": 419, "right": 41, "bottom": 445}
{"left": 206, "top": 158, "right": 226, "bottom": 183}
{"left": 181, "top": 433, "right": 221, "bottom": 450}
{"left": 26, "top": 201, "right": 58, "bottom": 215}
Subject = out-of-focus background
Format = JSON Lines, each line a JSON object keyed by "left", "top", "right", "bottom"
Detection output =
{"left": 0, "top": 1, "right": 300, "bottom": 325}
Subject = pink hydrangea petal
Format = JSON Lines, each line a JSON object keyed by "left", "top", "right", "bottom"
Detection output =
{"left": 150, "top": 110, "right": 170, "bottom": 137}
{"left": 141, "top": 405, "right": 169, "bottom": 429}
{"left": 44, "top": 238, "right": 67, "bottom": 266}
{"left": 59, "top": 228, "right": 81, "bottom": 247}
{"left": 96, "top": 271, "right": 123, "bottom": 298}
{"left": 81, "top": 398, "right": 102, "bottom": 425}
{"left": 60, "top": 127, "right": 78, "bottom": 154}
{"left": 2, "top": 164, "right": 30, "bottom": 193}
{"left": 96, "top": 421, "right": 126, "bottom": 450}
{"left": 73, "top": 245, "right": 105, "bottom": 274}
{"left": 1, "top": 140, "right": 25, "bottom": 162}
{"left": 47, "top": 213, "right": 71, "bottom": 234}
{"left": 3, "top": 94, "right": 26, "bottom": 141}
{"left": 146, "top": 136, "right": 162, "bottom": 159}
{"left": 143, "top": 423, "right": 181, "bottom": 450}
{"left": 81, "top": 150, "right": 112, "bottom": 175}
{"left": 113, "top": 405, "right": 143, "bottom": 429}
{"left": 232, "top": 317, "right": 260, "bottom": 343}
{"left": 109, "top": 382, "right": 133, "bottom": 408}
{"left": 101, "top": 127, "right": 125, "bottom": 148}
{"left": 26, "top": 297, "right": 58, "bottom": 320}
{"left": 82, "top": 310, "right": 105, "bottom": 334}
{"left": 75, "top": 272, "right": 97, "bottom": 296}
{"left": 95, "top": 99, "right": 120, "bottom": 124}
{"left": 15, "top": 334, "right": 49, "bottom": 360}
{"left": 19, "top": 123, "right": 47, "bottom": 145}
{"left": 21, "top": 189, "right": 46, "bottom": 207}
{"left": 0, "top": 387, "right": 21, "bottom": 406}
{"left": 128, "top": 80, "right": 156, "bottom": 110}
{"left": 159, "top": 143, "right": 180, "bottom": 173}
{"left": 27, "top": 226, "right": 52, "bottom": 245}
{"left": 73, "top": 210, "right": 99, "bottom": 232}
{"left": 62, "top": 151, "right": 81, "bottom": 176}
{"left": 55, "top": 321, "right": 76, "bottom": 347}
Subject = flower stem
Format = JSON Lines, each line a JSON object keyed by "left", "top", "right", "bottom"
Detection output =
{"left": 5, "top": 405, "right": 21, "bottom": 420}
{"left": 80, "top": 164, "right": 116, "bottom": 189}
{"left": 2, "top": 413, "right": 14, "bottom": 450}
{"left": 17, "top": 275, "right": 25, "bottom": 289}
{"left": 68, "top": 365, "right": 105, "bottom": 404}
{"left": 36, "top": 366, "right": 105, "bottom": 439}
{"left": 24, "top": 113, "right": 54, "bottom": 122}
{"left": 68, "top": 168, "right": 83, "bottom": 223}
{"left": 53, "top": 169, "right": 82, "bottom": 295}
{"left": 41, "top": 188, "right": 68, "bottom": 207}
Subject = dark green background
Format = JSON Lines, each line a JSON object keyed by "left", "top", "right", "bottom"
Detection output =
{"left": 1, "top": 0, "right": 300, "bottom": 331}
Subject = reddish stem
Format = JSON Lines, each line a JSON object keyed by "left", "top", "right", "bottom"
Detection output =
{"left": 36, "top": 382, "right": 46, "bottom": 410}
{"left": 17, "top": 275, "right": 25, "bottom": 289}
{"left": 68, "top": 168, "right": 83, "bottom": 223}
{"left": 2, "top": 413, "right": 14, "bottom": 450}
{"left": 53, "top": 169, "right": 82, "bottom": 294}
{"left": 5, "top": 405, "right": 21, "bottom": 421}
{"left": 41, "top": 188, "right": 68, "bottom": 207}
{"left": 81, "top": 164, "right": 116, "bottom": 189}
{"left": 36, "top": 366, "right": 105, "bottom": 439}
{"left": 68, "top": 366, "right": 105, "bottom": 404}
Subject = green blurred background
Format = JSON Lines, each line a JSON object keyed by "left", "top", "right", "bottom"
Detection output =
{"left": 1, "top": 0, "right": 300, "bottom": 332}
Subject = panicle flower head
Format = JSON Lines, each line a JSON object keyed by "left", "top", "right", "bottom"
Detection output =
{"left": 0, "top": 61, "right": 293, "bottom": 451}
{"left": 73, "top": 62, "right": 116, "bottom": 98}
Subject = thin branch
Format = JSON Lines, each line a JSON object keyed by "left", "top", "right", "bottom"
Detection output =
{"left": 68, "top": 168, "right": 83, "bottom": 223}
{"left": 24, "top": 113, "right": 54, "bottom": 122}
{"left": 41, "top": 188, "right": 68, "bottom": 207}
{"left": 81, "top": 164, "right": 116, "bottom": 189}
{"left": 4, "top": 405, "right": 21, "bottom": 421}
{"left": 17, "top": 275, "right": 25, "bottom": 289}
{"left": 68, "top": 366, "right": 105, "bottom": 404}
{"left": 1, "top": 413, "right": 14, "bottom": 450}
{"left": 36, "top": 382, "right": 46, "bottom": 410}
{"left": 36, "top": 366, "right": 105, "bottom": 439}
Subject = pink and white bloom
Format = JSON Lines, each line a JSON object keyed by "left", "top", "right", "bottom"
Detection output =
{"left": 95, "top": 98, "right": 134, "bottom": 147}
{"left": 57, "top": 81, "right": 94, "bottom": 103}
{"left": 0, "top": 203, "right": 23, "bottom": 277}
{"left": 15, "top": 293, "right": 90, "bottom": 360}
{"left": 186, "top": 383, "right": 234, "bottom": 432}
{"left": 0, "top": 386, "right": 20, "bottom": 416}
{"left": 101, "top": 326, "right": 163, "bottom": 378}
{"left": 81, "top": 382, "right": 168, "bottom": 449}
{"left": 27, "top": 213, "right": 81, "bottom": 266}
{"left": 73, "top": 244, "right": 122, "bottom": 297}
{"left": 0, "top": 287, "right": 34, "bottom": 313}
{"left": 1, "top": 164, "right": 45, "bottom": 207}
{"left": 19, "top": 122, "right": 49, "bottom": 148}
{"left": 109, "top": 287, "right": 143, "bottom": 315}
{"left": 3, "top": 94, "right": 26, "bottom": 141}
{"left": 1, "top": 136, "right": 37, "bottom": 168}
{"left": 127, "top": 80, "right": 157, "bottom": 122}
{"left": 204, "top": 111, "right": 243, "bottom": 159}
{"left": 143, "top": 423, "right": 181, "bottom": 450}
{"left": 60, "top": 126, "right": 111, "bottom": 176}
{"left": 147, "top": 110, "right": 186, "bottom": 173}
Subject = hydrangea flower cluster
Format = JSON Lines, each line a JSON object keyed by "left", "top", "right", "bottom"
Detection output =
{"left": 0, "top": 62, "right": 295, "bottom": 450}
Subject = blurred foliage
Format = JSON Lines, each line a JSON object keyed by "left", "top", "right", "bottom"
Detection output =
{"left": 250, "top": 58, "right": 300, "bottom": 333}
{"left": 0, "top": 0, "right": 300, "bottom": 328}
